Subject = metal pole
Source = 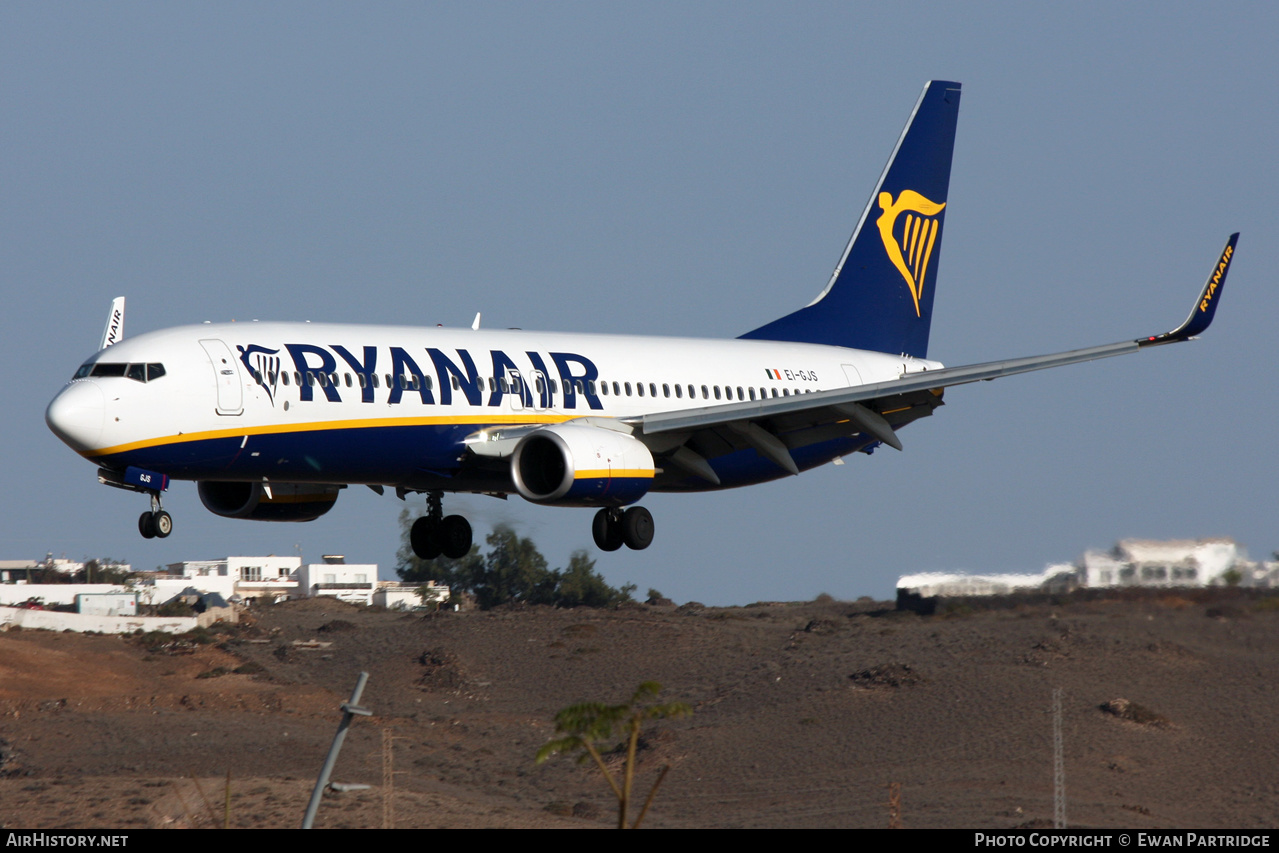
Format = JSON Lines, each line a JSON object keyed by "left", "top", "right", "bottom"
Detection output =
{"left": 302, "top": 671, "right": 371, "bottom": 829}
{"left": 1053, "top": 687, "right": 1066, "bottom": 829}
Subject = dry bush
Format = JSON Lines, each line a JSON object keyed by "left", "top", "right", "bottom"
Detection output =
{"left": 1100, "top": 698, "right": 1171, "bottom": 728}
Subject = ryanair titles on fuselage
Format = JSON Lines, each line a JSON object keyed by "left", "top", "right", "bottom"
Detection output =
{"left": 238, "top": 342, "right": 605, "bottom": 410}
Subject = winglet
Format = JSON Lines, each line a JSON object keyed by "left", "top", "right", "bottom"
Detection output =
{"left": 1139, "top": 234, "right": 1237, "bottom": 347}
{"left": 100, "top": 296, "right": 125, "bottom": 349}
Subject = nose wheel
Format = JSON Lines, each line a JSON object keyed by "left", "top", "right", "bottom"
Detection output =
{"left": 409, "top": 491, "right": 472, "bottom": 560}
{"left": 138, "top": 493, "right": 172, "bottom": 539}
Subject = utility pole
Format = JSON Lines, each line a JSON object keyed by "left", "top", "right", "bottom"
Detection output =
{"left": 302, "top": 671, "right": 371, "bottom": 829}
{"left": 1053, "top": 687, "right": 1066, "bottom": 829}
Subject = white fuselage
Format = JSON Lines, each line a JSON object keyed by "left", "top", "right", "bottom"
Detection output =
{"left": 47, "top": 321, "right": 942, "bottom": 493}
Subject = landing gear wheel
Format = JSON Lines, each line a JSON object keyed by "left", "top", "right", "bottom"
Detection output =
{"left": 410, "top": 516, "right": 441, "bottom": 560}
{"left": 153, "top": 511, "right": 173, "bottom": 538}
{"left": 621, "top": 506, "right": 654, "bottom": 551}
{"left": 440, "top": 515, "right": 472, "bottom": 559}
{"left": 138, "top": 511, "right": 157, "bottom": 539}
{"left": 592, "top": 508, "right": 624, "bottom": 552}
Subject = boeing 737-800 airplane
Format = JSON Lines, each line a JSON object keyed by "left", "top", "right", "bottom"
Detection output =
{"left": 46, "top": 81, "right": 1236, "bottom": 560}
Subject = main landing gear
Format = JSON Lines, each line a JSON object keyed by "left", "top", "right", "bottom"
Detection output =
{"left": 592, "top": 506, "right": 654, "bottom": 552}
{"left": 138, "top": 493, "right": 172, "bottom": 539}
{"left": 410, "top": 491, "right": 473, "bottom": 560}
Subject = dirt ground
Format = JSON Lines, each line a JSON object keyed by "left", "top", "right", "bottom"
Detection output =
{"left": 1, "top": 590, "right": 1276, "bottom": 829}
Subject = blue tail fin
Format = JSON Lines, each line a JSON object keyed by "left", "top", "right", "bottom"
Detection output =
{"left": 740, "top": 80, "right": 961, "bottom": 358}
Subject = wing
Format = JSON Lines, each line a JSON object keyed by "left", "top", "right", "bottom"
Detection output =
{"left": 632, "top": 234, "right": 1238, "bottom": 484}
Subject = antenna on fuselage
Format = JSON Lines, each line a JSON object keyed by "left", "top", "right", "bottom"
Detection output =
{"left": 99, "top": 297, "right": 125, "bottom": 349}
{"left": 471, "top": 312, "right": 482, "bottom": 331}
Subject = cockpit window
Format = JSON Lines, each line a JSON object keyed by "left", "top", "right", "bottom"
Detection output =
{"left": 74, "top": 362, "right": 167, "bottom": 383}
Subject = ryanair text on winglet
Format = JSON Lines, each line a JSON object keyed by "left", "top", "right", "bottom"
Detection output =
{"left": 1201, "top": 244, "right": 1233, "bottom": 313}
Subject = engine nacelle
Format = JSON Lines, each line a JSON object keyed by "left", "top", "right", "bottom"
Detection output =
{"left": 197, "top": 481, "right": 341, "bottom": 522}
{"left": 510, "top": 423, "right": 654, "bottom": 507}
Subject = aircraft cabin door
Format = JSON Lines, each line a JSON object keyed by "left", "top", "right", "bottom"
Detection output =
{"left": 200, "top": 339, "right": 244, "bottom": 416}
{"left": 505, "top": 369, "right": 525, "bottom": 413}
{"left": 530, "top": 369, "right": 550, "bottom": 412}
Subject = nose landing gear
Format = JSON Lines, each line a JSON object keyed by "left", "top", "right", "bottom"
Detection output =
{"left": 409, "top": 491, "right": 473, "bottom": 560}
{"left": 138, "top": 493, "right": 172, "bottom": 539}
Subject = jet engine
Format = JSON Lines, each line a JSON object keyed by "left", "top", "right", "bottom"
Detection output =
{"left": 510, "top": 423, "right": 654, "bottom": 507}
{"left": 197, "top": 481, "right": 341, "bottom": 522}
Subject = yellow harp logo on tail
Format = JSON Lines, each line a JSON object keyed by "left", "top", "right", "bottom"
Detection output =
{"left": 876, "top": 190, "right": 946, "bottom": 316}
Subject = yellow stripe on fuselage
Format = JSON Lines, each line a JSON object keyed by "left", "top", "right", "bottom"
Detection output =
{"left": 573, "top": 469, "right": 655, "bottom": 480}
{"left": 82, "top": 413, "right": 573, "bottom": 458}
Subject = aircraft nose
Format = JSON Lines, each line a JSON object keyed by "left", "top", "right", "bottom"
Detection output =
{"left": 46, "top": 381, "right": 106, "bottom": 452}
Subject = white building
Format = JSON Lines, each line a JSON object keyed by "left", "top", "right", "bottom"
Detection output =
{"left": 298, "top": 555, "right": 378, "bottom": 605}
{"left": 898, "top": 537, "right": 1274, "bottom": 602}
{"left": 1080, "top": 538, "right": 1250, "bottom": 588}
{"left": 148, "top": 554, "right": 454, "bottom": 609}
{"left": 897, "top": 564, "right": 1076, "bottom": 599}
{"left": 165, "top": 555, "right": 302, "bottom": 603}
{"left": 375, "top": 580, "right": 449, "bottom": 610}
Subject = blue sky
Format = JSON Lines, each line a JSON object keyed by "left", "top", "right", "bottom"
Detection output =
{"left": 4, "top": 3, "right": 1276, "bottom": 604}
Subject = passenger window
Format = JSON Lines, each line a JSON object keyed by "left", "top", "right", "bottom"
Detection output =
{"left": 425, "top": 375, "right": 434, "bottom": 390}
{"left": 599, "top": 381, "right": 608, "bottom": 396}
{"left": 358, "top": 374, "right": 366, "bottom": 388}
{"left": 736, "top": 386, "right": 744, "bottom": 399}
{"left": 281, "top": 372, "right": 290, "bottom": 386}
{"left": 749, "top": 387, "right": 756, "bottom": 401}
{"left": 649, "top": 383, "right": 657, "bottom": 397}
{"left": 674, "top": 384, "right": 682, "bottom": 399}
{"left": 771, "top": 388, "right": 778, "bottom": 398}
{"left": 663, "top": 383, "right": 671, "bottom": 398}
{"left": 318, "top": 373, "right": 328, "bottom": 387}
{"left": 782, "top": 388, "right": 789, "bottom": 397}
{"left": 687, "top": 385, "right": 695, "bottom": 398}
{"left": 588, "top": 380, "right": 597, "bottom": 395}
{"left": 701, "top": 385, "right": 709, "bottom": 399}
{"left": 714, "top": 386, "right": 721, "bottom": 400}
{"left": 308, "top": 373, "right": 317, "bottom": 386}
{"left": 452, "top": 376, "right": 460, "bottom": 391}
{"left": 637, "top": 383, "right": 644, "bottom": 397}
{"left": 613, "top": 381, "right": 621, "bottom": 396}
{"left": 345, "top": 373, "right": 353, "bottom": 387}
{"left": 536, "top": 377, "right": 545, "bottom": 394}
{"left": 625, "top": 382, "right": 632, "bottom": 396}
